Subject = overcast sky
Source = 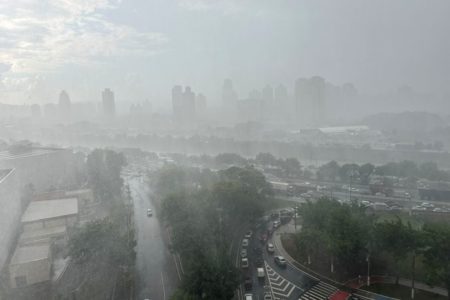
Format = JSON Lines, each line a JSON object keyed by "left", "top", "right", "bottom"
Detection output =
{"left": 0, "top": 0, "right": 449, "bottom": 109}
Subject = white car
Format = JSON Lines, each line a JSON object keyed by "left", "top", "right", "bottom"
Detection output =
{"left": 267, "top": 243, "right": 275, "bottom": 253}
{"left": 147, "top": 209, "right": 153, "bottom": 216}
{"left": 244, "top": 230, "right": 253, "bottom": 239}
{"left": 242, "top": 238, "right": 249, "bottom": 247}
{"left": 273, "top": 221, "right": 280, "bottom": 228}
{"left": 257, "top": 267, "right": 265, "bottom": 278}
{"left": 244, "top": 294, "right": 253, "bottom": 300}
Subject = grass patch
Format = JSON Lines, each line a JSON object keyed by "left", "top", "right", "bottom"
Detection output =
{"left": 363, "top": 283, "right": 446, "bottom": 300}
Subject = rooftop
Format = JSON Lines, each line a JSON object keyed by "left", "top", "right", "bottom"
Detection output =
{"left": 22, "top": 198, "right": 78, "bottom": 223}
{"left": 0, "top": 147, "right": 65, "bottom": 161}
{"left": 10, "top": 244, "right": 50, "bottom": 265}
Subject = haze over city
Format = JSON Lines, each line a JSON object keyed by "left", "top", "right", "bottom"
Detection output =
{"left": 1, "top": 1, "right": 450, "bottom": 300}
{"left": 1, "top": 0, "right": 450, "bottom": 114}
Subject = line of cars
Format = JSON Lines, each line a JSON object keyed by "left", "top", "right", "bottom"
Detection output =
{"left": 240, "top": 212, "right": 290, "bottom": 300}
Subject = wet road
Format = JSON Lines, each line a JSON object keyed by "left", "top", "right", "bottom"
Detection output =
{"left": 127, "top": 176, "right": 180, "bottom": 300}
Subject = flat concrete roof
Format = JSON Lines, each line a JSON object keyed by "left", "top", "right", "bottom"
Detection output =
{"left": 20, "top": 226, "right": 67, "bottom": 240}
{"left": 21, "top": 198, "right": 78, "bottom": 223}
{"left": 0, "top": 147, "right": 65, "bottom": 161}
{"left": 10, "top": 244, "right": 50, "bottom": 265}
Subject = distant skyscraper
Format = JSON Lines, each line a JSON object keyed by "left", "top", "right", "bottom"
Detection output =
{"left": 182, "top": 86, "right": 196, "bottom": 120}
{"left": 294, "top": 77, "right": 326, "bottom": 127}
{"left": 58, "top": 90, "right": 71, "bottom": 116}
{"left": 262, "top": 85, "right": 274, "bottom": 104}
{"left": 274, "top": 84, "right": 289, "bottom": 121}
{"left": 222, "top": 79, "right": 238, "bottom": 107}
{"left": 102, "top": 88, "right": 115, "bottom": 116}
{"left": 172, "top": 85, "right": 196, "bottom": 122}
{"left": 172, "top": 85, "right": 183, "bottom": 118}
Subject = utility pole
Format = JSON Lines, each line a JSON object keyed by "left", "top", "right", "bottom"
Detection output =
{"left": 366, "top": 253, "right": 371, "bottom": 287}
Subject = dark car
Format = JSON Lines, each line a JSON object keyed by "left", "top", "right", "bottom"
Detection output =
{"left": 244, "top": 276, "right": 252, "bottom": 290}
{"left": 274, "top": 256, "right": 287, "bottom": 267}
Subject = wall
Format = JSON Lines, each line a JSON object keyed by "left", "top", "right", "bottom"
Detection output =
{"left": 9, "top": 256, "right": 51, "bottom": 288}
{"left": 0, "top": 169, "right": 21, "bottom": 272}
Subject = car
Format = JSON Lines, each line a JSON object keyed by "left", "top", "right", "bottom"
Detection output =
{"left": 273, "top": 220, "right": 280, "bottom": 228}
{"left": 259, "top": 234, "right": 267, "bottom": 244}
{"left": 244, "top": 230, "right": 253, "bottom": 239}
{"left": 244, "top": 293, "right": 253, "bottom": 300}
{"left": 241, "top": 249, "right": 247, "bottom": 258}
{"left": 257, "top": 267, "right": 265, "bottom": 278}
{"left": 241, "top": 258, "right": 249, "bottom": 268}
{"left": 421, "top": 202, "right": 435, "bottom": 208}
{"left": 244, "top": 276, "right": 252, "bottom": 290}
{"left": 253, "top": 247, "right": 262, "bottom": 255}
{"left": 267, "top": 243, "right": 275, "bottom": 253}
{"left": 389, "top": 205, "right": 402, "bottom": 211}
{"left": 255, "top": 257, "right": 264, "bottom": 267}
{"left": 412, "top": 206, "right": 426, "bottom": 211}
{"left": 264, "top": 293, "right": 272, "bottom": 300}
{"left": 242, "top": 238, "right": 249, "bottom": 247}
{"left": 147, "top": 209, "right": 153, "bottom": 216}
{"left": 274, "top": 256, "right": 287, "bottom": 267}
{"left": 360, "top": 200, "right": 371, "bottom": 207}
{"left": 433, "top": 207, "right": 444, "bottom": 212}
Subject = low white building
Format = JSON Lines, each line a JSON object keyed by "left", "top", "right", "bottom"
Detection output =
{"left": 21, "top": 198, "right": 78, "bottom": 232}
{"left": 9, "top": 244, "right": 51, "bottom": 288}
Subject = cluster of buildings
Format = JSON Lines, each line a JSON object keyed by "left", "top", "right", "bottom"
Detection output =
{"left": 171, "top": 85, "right": 207, "bottom": 123}
{"left": 30, "top": 88, "right": 116, "bottom": 122}
{"left": 9, "top": 189, "right": 99, "bottom": 289}
{"left": 0, "top": 143, "right": 98, "bottom": 294}
{"left": 171, "top": 77, "right": 357, "bottom": 128}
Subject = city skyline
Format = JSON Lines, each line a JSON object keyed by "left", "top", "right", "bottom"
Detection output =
{"left": 0, "top": 0, "right": 449, "bottom": 108}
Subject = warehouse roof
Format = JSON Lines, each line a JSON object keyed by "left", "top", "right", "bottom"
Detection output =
{"left": 21, "top": 198, "right": 78, "bottom": 223}
{"left": 10, "top": 244, "right": 50, "bottom": 265}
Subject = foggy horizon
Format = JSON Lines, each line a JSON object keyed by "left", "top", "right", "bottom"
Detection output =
{"left": 1, "top": 0, "right": 449, "bottom": 112}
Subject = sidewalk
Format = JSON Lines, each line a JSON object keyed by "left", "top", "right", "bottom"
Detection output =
{"left": 275, "top": 220, "right": 448, "bottom": 298}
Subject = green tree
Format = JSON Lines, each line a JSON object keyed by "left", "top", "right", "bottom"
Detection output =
{"left": 359, "top": 163, "right": 375, "bottom": 185}
{"left": 422, "top": 222, "right": 450, "bottom": 300}
{"left": 255, "top": 152, "right": 278, "bottom": 166}
{"left": 87, "top": 149, "right": 127, "bottom": 203}
{"left": 68, "top": 219, "right": 136, "bottom": 268}
{"left": 317, "top": 161, "right": 340, "bottom": 182}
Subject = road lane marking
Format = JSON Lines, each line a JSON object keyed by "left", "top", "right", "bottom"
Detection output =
{"left": 166, "top": 228, "right": 182, "bottom": 280}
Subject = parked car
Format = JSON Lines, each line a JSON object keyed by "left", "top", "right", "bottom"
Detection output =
{"left": 264, "top": 293, "right": 272, "bottom": 300}
{"left": 241, "top": 249, "right": 247, "bottom": 258}
{"left": 147, "top": 209, "right": 153, "bottom": 216}
{"left": 242, "top": 238, "right": 249, "bottom": 247}
{"left": 274, "top": 256, "right": 287, "bottom": 267}
{"left": 244, "top": 230, "right": 253, "bottom": 239}
{"left": 273, "top": 220, "right": 280, "bottom": 228}
{"left": 244, "top": 276, "right": 252, "bottom": 290}
{"left": 267, "top": 243, "right": 275, "bottom": 253}
{"left": 241, "top": 258, "right": 249, "bottom": 268}
{"left": 259, "top": 234, "right": 267, "bottom": 244}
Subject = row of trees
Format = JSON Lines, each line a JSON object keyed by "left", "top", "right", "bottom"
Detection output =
{"left": 295, "top": 198, "right": 450, "bottom": 299}
{"left": 68, "top": 149, "right": 136, "bottom": 299}
{"left": 317, "top": 160, "right": 450, "bottom": 185}
{"left": 155, "top": 165, "right": 273, "bottom": 299}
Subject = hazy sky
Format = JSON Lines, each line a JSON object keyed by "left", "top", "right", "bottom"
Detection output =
{"left": 0, "top": 0, "right": 449, "bottom": 109}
